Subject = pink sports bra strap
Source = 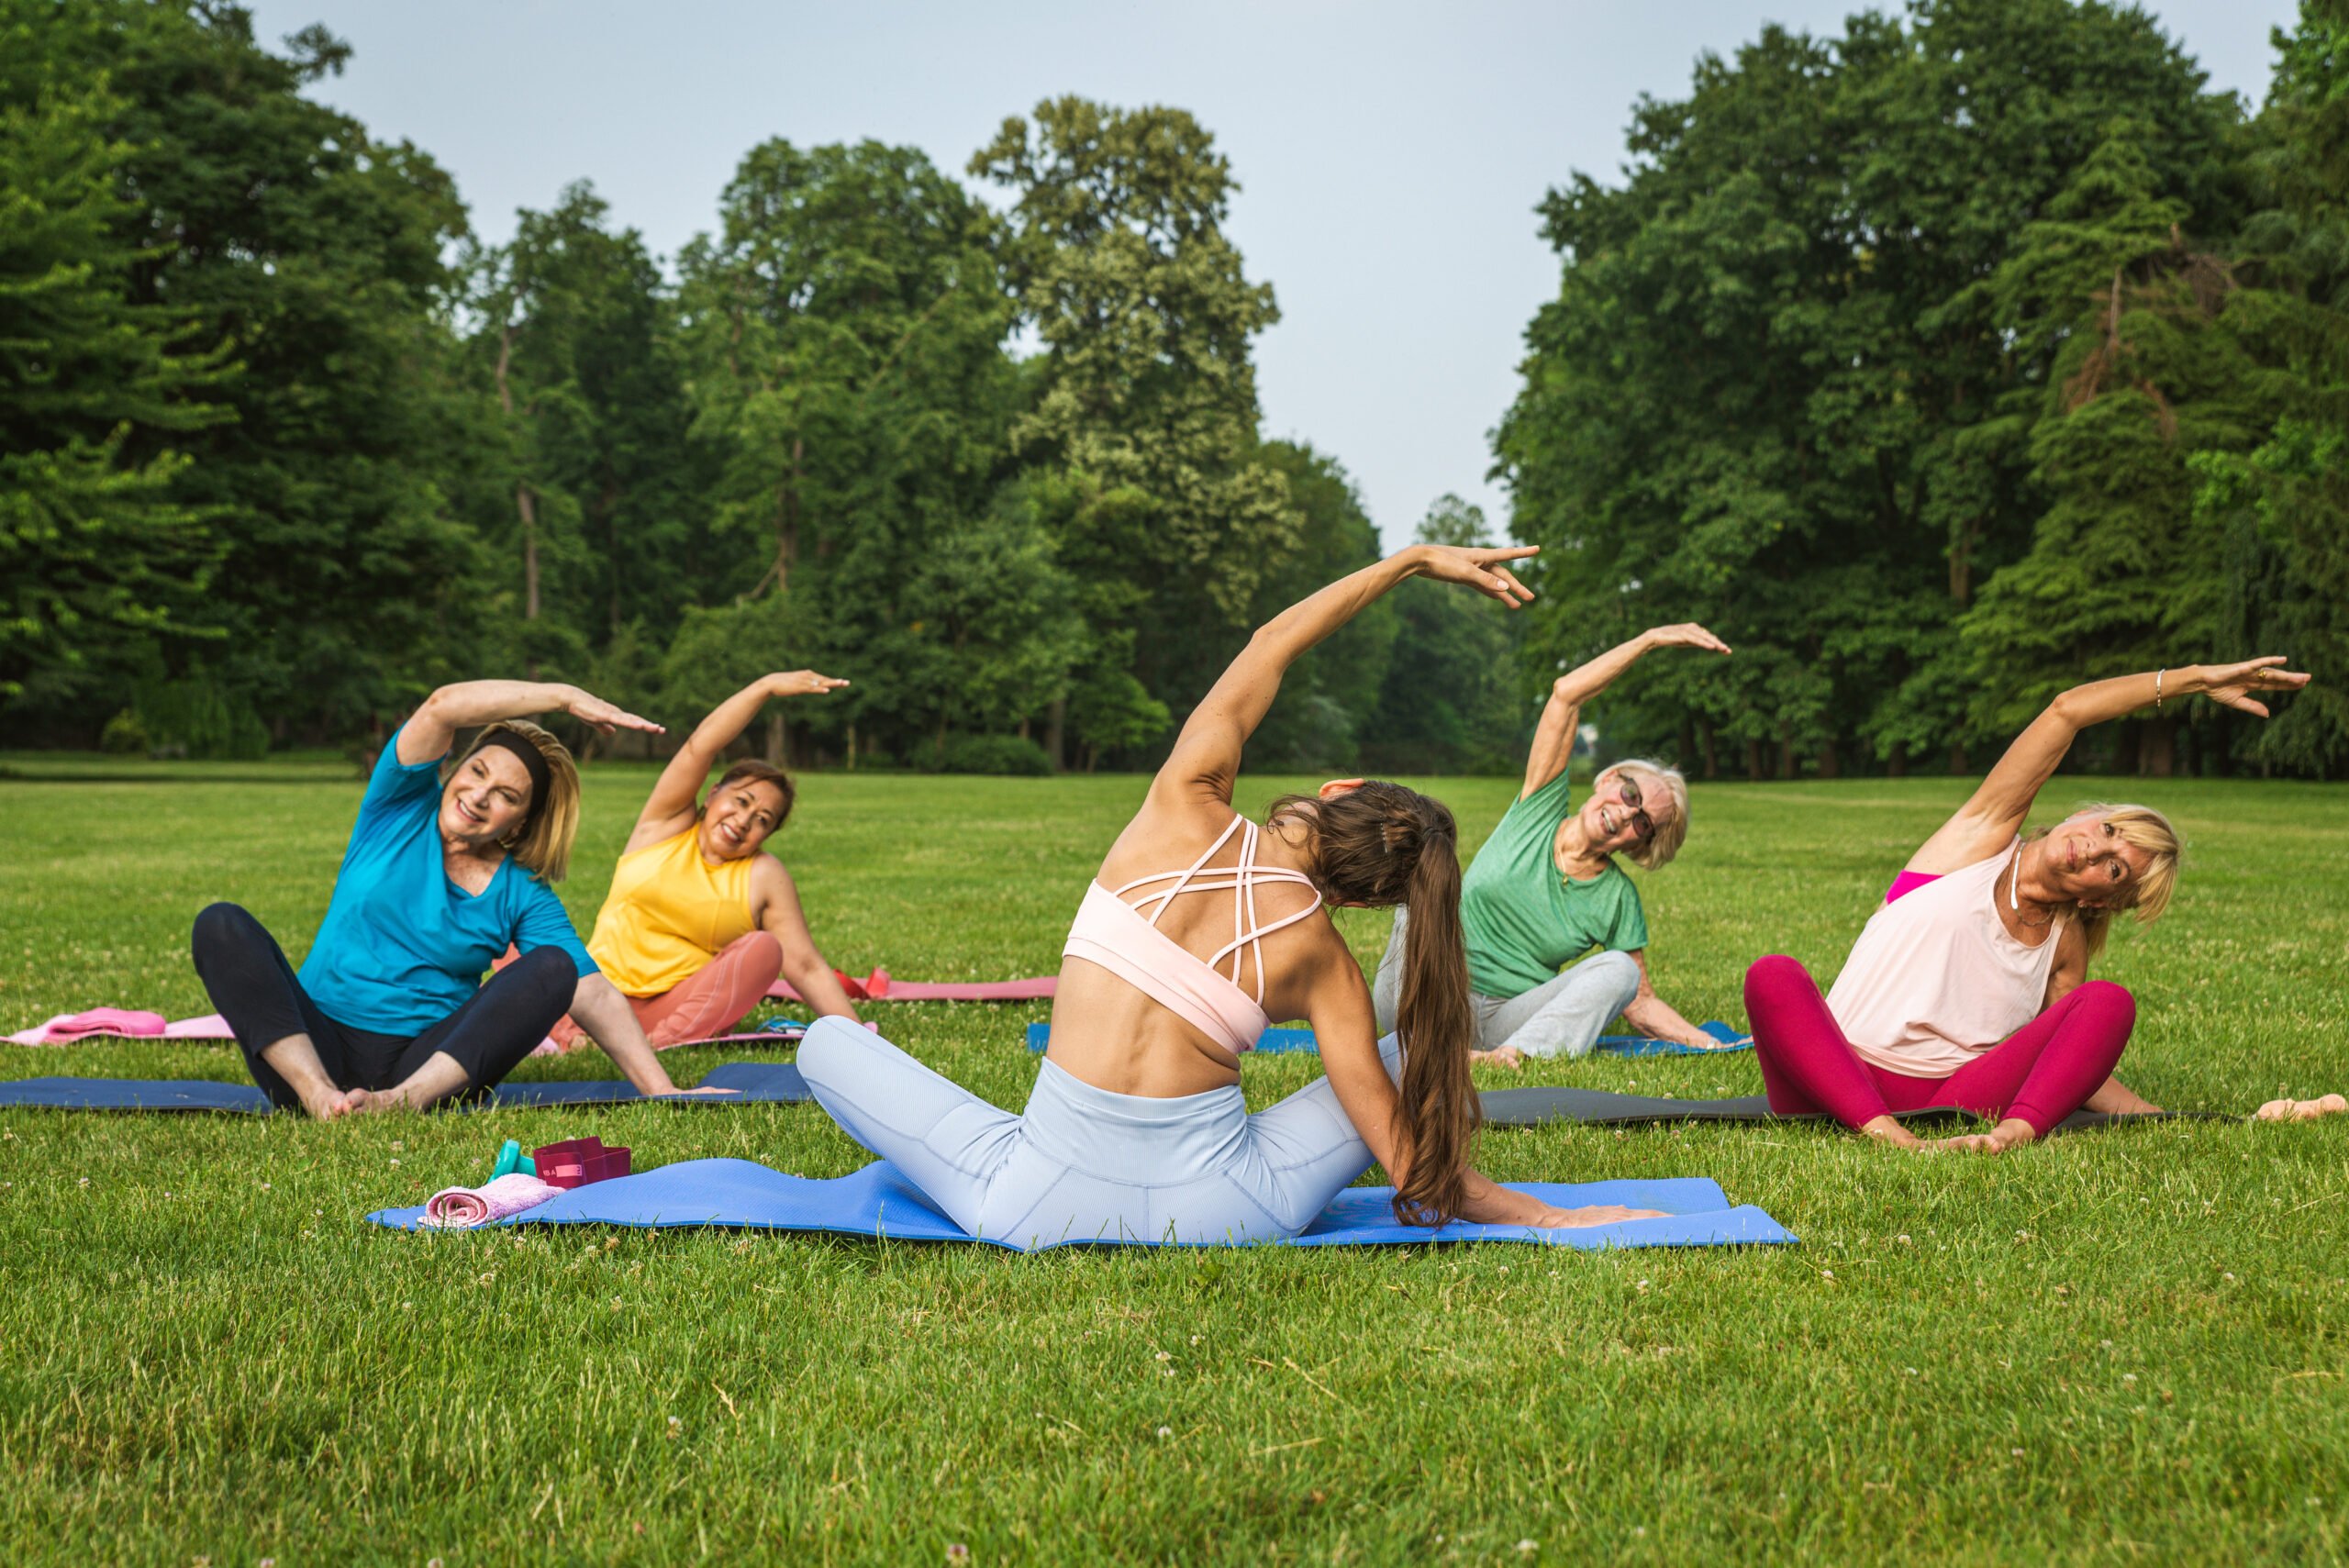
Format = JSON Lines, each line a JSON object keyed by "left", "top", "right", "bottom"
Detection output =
{"left": 1107, "top": 816, "right": 1321, "bottom": 1005}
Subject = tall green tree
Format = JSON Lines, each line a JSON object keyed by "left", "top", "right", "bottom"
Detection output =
{"left": 470, "top": 182, "right": 706, "bottom": 684}
{"left": 2195, "top": 0, "right": 2349, "bottom": 776}
{"left": 676, "top": 138, "right": 1019, "bottom": 763}
{"left": 972, "top": 98, "right": 1300, "bottom": 758}
{"left": 1495, "top": 0, "right": 2245, "bottom": 779}
{"left": 1360, "top": 496, "right": 1525, "bottom": 776}
{"left": 77, "top": 1, "right": 497, "bottom": 739}
{"left": 0, "top": 0, "right": 226, "bottom": 719}
{"left": 1962, "top": 127, "right": 2280, "bottom": 774}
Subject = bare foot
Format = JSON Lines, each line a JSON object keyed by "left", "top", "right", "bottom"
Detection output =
{"left": 1472, "top": 1047, "right": 1525, "bottom": 1072}
{"left": 2256, "top": 1093, "right": 2349, "bottom": 1122}
{"left": 1859, "top": 1115, "right": 1925, "bottom": 1150}
{"left": 1921, "top": 1132, "right": 2008, "bottom": 1154}
{"left": 1922, "top": 1118, "right": 2034, "bottom": 1154}
{"left": 301, "top": 1086, "right": 367, "bottom": 1121}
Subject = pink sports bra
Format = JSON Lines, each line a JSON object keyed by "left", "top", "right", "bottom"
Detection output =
{"left": 1063, "top": 815, "right": 1323, "bottom": 1060}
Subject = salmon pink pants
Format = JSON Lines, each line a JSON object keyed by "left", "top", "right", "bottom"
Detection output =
{"left": 1742, "top": 954, "right": 2135, "bottom": 1137}
{"left": 544, "top": 931, "right": 784, "bottom": 1051}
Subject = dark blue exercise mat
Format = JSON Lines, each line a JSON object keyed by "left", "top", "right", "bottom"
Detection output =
{"left": 1478, "top": 1084, "right": 2210, "bottom": 1136}
{"left": 370, "top": 1156, "right": 1797, "bottom": 1251}
{"left": 1024, "top": 1019, "right": 1753, "bottom": 1057}
{"left": 0, "top": 1060, "right": 809, "bottom": 1114}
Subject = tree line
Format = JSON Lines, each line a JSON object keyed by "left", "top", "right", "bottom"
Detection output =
{"left": 1497, "top": 0, "right": 2349, "bottom": 779}
{"left": 6, "top": 0, "right": 2343, "bottom": 778}
{"left": 2, "top": 0, "right": 1522, "bottom": 773}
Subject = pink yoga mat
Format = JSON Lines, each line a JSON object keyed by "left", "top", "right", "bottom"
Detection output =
{"left": 767, "top": 968, "right": 1057, "bottom": 1004}
{"left": 7, "top": 1010, "right": 234, "bottom": 1046}
{"left": 419, "top": 1173, "right": 565, "bottom": 1229}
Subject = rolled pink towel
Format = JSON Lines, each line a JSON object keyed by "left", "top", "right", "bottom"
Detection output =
{"left": 419, "top": 1173, "right": 565, "bottom": 1229}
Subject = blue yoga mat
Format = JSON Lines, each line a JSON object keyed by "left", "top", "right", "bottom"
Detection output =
{"left": 0, "top": 1060, "right": 808, "bottom": 1114}
{"left": 1024, "top": 1019, "right": 1753, "bottom": 1057}
{"left": 369, "top": 1156, "right": 1795, "bottom": 1251}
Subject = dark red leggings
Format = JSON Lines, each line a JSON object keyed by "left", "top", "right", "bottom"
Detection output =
{"left": 1742, "top": 955, "right": 2136, "bottom": 1137}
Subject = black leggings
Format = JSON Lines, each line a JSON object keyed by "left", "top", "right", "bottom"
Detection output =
{"left": 190, "top": 902, "right": 574, "bottom": 1109}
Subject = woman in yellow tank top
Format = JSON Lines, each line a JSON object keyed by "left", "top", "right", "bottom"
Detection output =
{"left": 553, "top": 671, "right": 863, "bottom": 1048}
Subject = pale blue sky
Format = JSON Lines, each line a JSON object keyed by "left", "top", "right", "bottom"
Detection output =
{"left": 247, "top": 0, "right": 2299, "bottom": 548}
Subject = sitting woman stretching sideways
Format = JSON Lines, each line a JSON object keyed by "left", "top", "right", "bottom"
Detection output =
{"left": 797, "top": 545, "right": 1664, "bottom": 1245}
{"left": 1745, "top": 658, "right": 2311, "bottom": 1151}
{"left": 1375, "top": 624, "right": 1734, "bottom": 1064}
{"left": 191, "top": 682, "right": 718, "bottom": 1118}
{"left": 548, "top": 670, "right": 863, "bottom": 1050}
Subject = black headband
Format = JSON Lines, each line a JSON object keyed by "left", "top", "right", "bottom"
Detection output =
{"left": 471, "top": 729, "right": 551, "bottom": 819}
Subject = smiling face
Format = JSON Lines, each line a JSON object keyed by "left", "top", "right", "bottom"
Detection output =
{"left": 439, "top": 746, "right": 535, "bottom": 850}
{"left": 1578, "top": 773, "right": 1666, "bottom": 858}
{"left": 2039, "top": 812, "right": 2155, "bottom": 910}
{"left": 697, "top": 777, "right": 788, "bottom": 862}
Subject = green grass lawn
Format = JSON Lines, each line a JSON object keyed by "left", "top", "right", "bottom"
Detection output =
{"left": 1, "top": 760, "right": 2343, "bottom": 1564}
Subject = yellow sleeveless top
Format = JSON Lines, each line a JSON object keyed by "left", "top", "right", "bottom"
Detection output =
{"left": 586, "top": 828, "right": 758, "bottom": 996}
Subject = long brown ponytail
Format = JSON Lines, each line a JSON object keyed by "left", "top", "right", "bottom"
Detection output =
{"left": 1269, "top": 782, "right": 1480, "bottom": 1226}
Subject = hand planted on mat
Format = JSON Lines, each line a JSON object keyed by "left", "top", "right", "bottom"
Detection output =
{"left": 1412, "top": 543, "right": 1539, "bottom": 607}
{"left": 1472, "top": 1046, "right": 1525, "bottom": 1071}
{"left": 1642, "top": 622, "right": 1732, "bottom": 656}
{"left": 665, "top": 1086, "right": 738, "bottom": 1096}
{"left": 1531, "top": 1204, "right": 1668, "bottom": 1229}
{"left": 1691, "top": 1033, "right": 1753, "bottom": 1051}
{"left": 2255, "top": 1093, "right": 2347, "bottom": 1121}
{"left": 765, "top": 670, "right": 851, "bottom": 698}
{"left": 564, "top": 687, "right": 664, "bottom": 736}
{"left": 2199, "top": 656, "right": 2312, "bottom": 718}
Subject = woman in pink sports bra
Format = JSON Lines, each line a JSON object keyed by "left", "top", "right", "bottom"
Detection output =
{"left": 1744, "top": 657, "right": 2317, "bottom": 1151}
{"left": 798, "top": 544, "right": 1664, "bottom": 1246}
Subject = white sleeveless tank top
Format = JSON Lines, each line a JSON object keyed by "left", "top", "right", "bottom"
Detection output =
{"left": 1824, "top": 841, "right": 2065, "bottom": 1077}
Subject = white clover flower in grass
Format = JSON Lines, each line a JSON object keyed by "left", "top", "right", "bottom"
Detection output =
{"left": 1156, "top": 1427, "right": 1172, "bottom": 1440}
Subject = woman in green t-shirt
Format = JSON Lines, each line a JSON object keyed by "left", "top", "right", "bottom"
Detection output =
{"left": 1374, "top": 624, "right": 1738, "bottom": 1064}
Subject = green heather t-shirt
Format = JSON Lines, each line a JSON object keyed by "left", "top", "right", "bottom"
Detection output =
{"left": 1457, "top": 770, "right": 1650, "bottom": 999}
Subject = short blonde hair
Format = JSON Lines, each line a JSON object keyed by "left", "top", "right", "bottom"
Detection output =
{"left": 1597, "top": 759, "right": 1689, "bottom": 871}
{"left": 451, "top": 719, "right": 581, "bottom": 884}
{"left": 2037, "top": 802, "right": 2180, "bottom": 961}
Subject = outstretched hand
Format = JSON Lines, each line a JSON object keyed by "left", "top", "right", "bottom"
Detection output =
{"left": 2202, "top": 657, "right": 2310, "bottom": 718}
{"left": 1644, "top": 622, "right": 1732, "bottom": 656}
{"left": 1414, "top": 544, "right": 1539, "bottom": 607}
{"left": 566, "top": 689, "right": 664, "bottom": 737}
{"left": 767, "top": 671, "right": 851, "bottom": 698}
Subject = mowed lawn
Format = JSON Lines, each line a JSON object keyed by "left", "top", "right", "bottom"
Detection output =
{"left": 1, "top": 758, "right": 2344, "bottom": 1564}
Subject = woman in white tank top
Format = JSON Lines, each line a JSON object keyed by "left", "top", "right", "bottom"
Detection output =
{"left": 1744, "top": 657, "right": 2331, "bottom": 1151}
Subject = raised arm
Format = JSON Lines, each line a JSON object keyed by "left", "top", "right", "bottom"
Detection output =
{"left": 398, "top": 680, "right": 662, "bottom": 766}
{"left": 1909, "top": 658, "right": 2310, "bottom": 873}
{"left": 1155, "top": 544, "right": 1537, "bottom": 806}
{"left": 1520, "top": 624, "right": 1730, "bottom": 799}
{"left": 634, "top": 672, "right": 849, "bottom": 842}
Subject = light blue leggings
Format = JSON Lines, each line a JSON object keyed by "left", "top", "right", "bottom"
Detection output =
{"left": 797, "top": 1017, "right": 1405, "bottom": 1249}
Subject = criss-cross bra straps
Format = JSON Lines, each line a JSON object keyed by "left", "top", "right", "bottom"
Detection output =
{"left": 1107, "top": 816, "right": 1323, "bottom": 1006}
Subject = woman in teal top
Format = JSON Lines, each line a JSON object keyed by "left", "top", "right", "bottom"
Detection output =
{"left": 1374, "top": 624, "right": 1738, "bottom": 1063}
{"left": 191, "top": 680, "right": 720, "bottom": 1118}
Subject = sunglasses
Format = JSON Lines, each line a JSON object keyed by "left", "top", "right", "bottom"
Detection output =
{"left": 1614, "top": 775, "right": 1656, "bottom": 841}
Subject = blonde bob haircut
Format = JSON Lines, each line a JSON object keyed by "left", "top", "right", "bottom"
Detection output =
{"left": 2032, "top": 803, "right": 2180, "bottom": 962}
{"left": 1595, "top": 759, "right": 1690, "bottom": 871}
{"left": 450, "top": 719, "right": 582, "bottom": 884}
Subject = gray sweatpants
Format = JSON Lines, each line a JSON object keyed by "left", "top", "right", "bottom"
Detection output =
{"left": 1372, "top": 906, "right": 1642, "bottom": 1061}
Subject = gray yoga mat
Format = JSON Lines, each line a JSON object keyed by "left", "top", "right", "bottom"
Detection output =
{"left": 1477, "top": 1086, "right": 2210, "bottom": 1135}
